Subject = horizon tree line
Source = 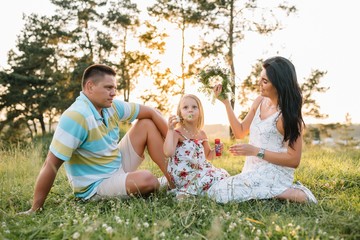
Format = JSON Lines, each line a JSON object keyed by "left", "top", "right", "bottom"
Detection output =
{"left": 0, "top": 0, "right": 329, "bottom": 143}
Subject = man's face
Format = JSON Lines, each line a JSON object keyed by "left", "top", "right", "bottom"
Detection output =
{"left": 88, "top": 74, "right": 117, "bottom": 112}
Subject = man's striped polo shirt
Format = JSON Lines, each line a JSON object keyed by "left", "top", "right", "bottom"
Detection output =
{"left": 50, "top": 92, "right": 139, "bottom": 199}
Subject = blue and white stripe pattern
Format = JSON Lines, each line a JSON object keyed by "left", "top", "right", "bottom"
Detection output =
{"left": 50, "top": 92, "right": 139, "bottom": 199}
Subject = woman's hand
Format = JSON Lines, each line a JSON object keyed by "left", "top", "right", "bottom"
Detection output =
{"left": 213, "top": 84, "right": 228, "bottom": 103}
{"left": 229, "top": 143, "right": 258, "bottom": 156}
{"left": 213, "top": 84, "right": 222, "bottom": 99}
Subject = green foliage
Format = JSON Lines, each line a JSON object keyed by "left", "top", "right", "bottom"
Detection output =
{"left": 0, "top": 13, "right": 66, "bottom": 140}
{"left": 198, "top": 66, "right": 232, "bottom": 104}
{"left": 148, "top": 0, "right": 206, "bottom": 94}
{"left": 301, "top": 69, "right": 329, "bottom": 119}
{"left": 1, "top": 141, "right": 359, "bottom": 239}
{"left": 239, "top": 59, "right": 329, "bottom": 121}
{"left": 337, "top": 113, "right": 360, "bottom": 147}
{"left": 193, "top": 0, "right": 298, "bottom": 139}
{"left": 1, "top": 0, "right": 164, "bottom": 142}
{"left": 0, "top": 0, "right": 330, "bottom": 144}
{"left": 195, "top": 0, "right": 297, "bottom": 91}
{"left": 139, "top": 68, "right": 182, "bottom": 114}
{"left": 238, "top": 60, "right": 263, "bottom": 117}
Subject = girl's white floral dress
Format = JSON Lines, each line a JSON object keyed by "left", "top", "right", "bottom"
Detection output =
{"left": 167, "top": 130, "right": 229, "bottom": 197}
{"left": 207, "top": 103, "right": 316, "bottom": 203}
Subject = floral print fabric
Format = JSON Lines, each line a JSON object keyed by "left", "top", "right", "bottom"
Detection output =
{"left": 167, "top": 131, "right": 229, "bottom": 196}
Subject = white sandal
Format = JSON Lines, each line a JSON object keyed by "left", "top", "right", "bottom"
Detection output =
{"left": 158, "top": 176, "right": 170, "bottom": 190}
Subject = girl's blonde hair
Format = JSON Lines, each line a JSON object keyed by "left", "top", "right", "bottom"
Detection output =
{"left": 176, "top": 94, "right": 204, "bottom": 130}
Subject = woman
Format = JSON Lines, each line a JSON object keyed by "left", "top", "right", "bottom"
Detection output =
{"left": 207, "top": 56, "right": 317, "bottom": 203}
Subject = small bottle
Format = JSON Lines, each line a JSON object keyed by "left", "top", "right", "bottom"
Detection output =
{"left": 215, "top": 138, "right": 221, "bottom": 156}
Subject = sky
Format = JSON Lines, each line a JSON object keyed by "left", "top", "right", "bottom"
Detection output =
{"left": 1, "top": 0, "right": 360, "bottom": 126}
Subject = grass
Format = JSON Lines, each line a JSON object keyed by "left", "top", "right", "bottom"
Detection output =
{"left": 0, "top": 140, "right": 359, "bottom": 240}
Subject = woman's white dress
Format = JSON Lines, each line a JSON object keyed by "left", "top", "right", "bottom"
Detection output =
{"left": 207, "top": 104, "right": 296, "bottom": 203}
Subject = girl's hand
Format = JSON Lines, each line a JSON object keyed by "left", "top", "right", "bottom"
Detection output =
{"left": 168, "top": 115, "right": 180, "bottom": 130}
{"left": 229, "top": 143, "right": 257, "bottom": 156}
{"left": 218, "top": 142, "right": 224, "bottom": 153}
{"left": 212, "top": 142, "right": 224, "bottom": 158}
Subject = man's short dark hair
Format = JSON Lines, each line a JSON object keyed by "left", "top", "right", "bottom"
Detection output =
{"left": 82, "top": 64, "right": 116, "bottom": 89}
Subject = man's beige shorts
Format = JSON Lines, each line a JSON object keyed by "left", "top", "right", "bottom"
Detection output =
{"left": 95, "top": 132, "right": 144, "bottom": 198}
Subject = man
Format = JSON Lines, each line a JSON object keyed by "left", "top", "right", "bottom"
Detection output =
{"left": 22, "top": 64, "right": 171, "bottom": 213}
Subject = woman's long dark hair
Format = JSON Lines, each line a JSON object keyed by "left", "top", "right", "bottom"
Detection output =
{"left": 263, "top": 56, "right": 305, "bottom": 148}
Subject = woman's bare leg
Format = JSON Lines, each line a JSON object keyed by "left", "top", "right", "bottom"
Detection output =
{"left": 276, "top": 188, "right": 308, "bottom": 203}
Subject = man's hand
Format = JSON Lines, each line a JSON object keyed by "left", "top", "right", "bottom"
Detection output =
{"left": 25, "top": 152, "right": 63, "bottom": 213}
{"left": 16, "top": 208, "right": 40, "bottom": 216}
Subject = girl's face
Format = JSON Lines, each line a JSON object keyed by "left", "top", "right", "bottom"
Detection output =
{"left": 179, "top": 97, "right": 199, "bottom": 122}
{"left": 259, "top": 68, "right": 278, "bottom": 99}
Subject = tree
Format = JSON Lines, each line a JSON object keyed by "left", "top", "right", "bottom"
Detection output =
{"left": 238, "top": 59, "right": 329, "bottom": 121}
{"left": 303, "top": 123, "right": 340, "bottom": 145}
{"left": 148, "top": 0, "right": 204, "bottom": 95}
{"left": 139, "top": 68, "right": 181, "bottom": 114}
{"left": 50, "top": 0, "right": 115, "bottom": 108}
{"left": 0, "top": 0, "right": 172, "bottom": 142}
{"left": 137, "top": 21, "right": 182, "bottom": 113}
{"left": 50, "top": 0, "right": 107, "bottom": 61}
{"left": 337, "top": 113, "right": 360, "bottom": 148}
{"left": 0, "top": 0, "right": 333, "bottom": 144}
{"left": 238, "top": 60, "right": 263, "bottom": 119}
{"left": 194, "top": 0, "right": 296, "bottom": 138}
{"left": 0, "top": 14, "right": 67, "bottom": 141}
{"left": 104, "top": 0, "right": 156, "bottom": 102}
{"left": 301, "top": 70, "right": 329, "bottom": 119}
{"left": 1, "top": 0, "right": 112, "bottom": 141}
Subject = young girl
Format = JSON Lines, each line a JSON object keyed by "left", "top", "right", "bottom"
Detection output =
{"left": 163, "top": 94, "right": 229, "bottom": 198}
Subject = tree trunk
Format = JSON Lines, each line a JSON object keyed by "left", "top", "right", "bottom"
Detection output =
{"left": 33, "top": 119, "right": 38, "bottom": 136}
{"left": 26, "top": 121, "right": 34, "bottom": 140}
{"left": 38, "top": 115, "right": 46, "bottom": 136}
{"left": 181, "top": 23, "right": 186, "bottom": 95}
{"left": 228, "top": 0, "right": 235, "bottom": 140}
{"left": 48, "top": 114, "right": 52, "bottom": 133}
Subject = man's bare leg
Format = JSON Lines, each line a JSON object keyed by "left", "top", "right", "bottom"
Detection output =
{"left": 125, "top": 170, "right": 160, "bottom": 196}
{"left": 127, "top": 119, "right": 174, "bottom": 189}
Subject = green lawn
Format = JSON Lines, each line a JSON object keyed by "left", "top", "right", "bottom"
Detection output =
{"left": 1, "top": 141, "right": 359, "bottom": 239}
